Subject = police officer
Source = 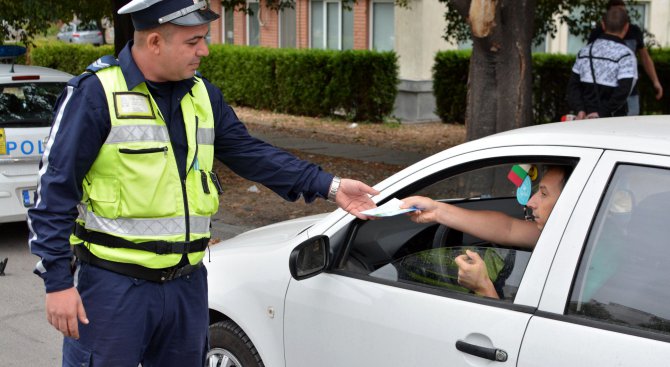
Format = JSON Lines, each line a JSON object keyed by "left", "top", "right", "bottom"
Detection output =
{"left": 28, "top": 0, "right": 379, "bottom": 365}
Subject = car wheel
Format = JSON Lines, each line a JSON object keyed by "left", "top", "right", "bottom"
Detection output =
{"left": 207, "top": 320, "right": 265, "bottom": 367}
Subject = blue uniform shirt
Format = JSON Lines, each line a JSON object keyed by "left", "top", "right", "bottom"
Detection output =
{"left": 28, "top": 41, "right": 333, "bottom": 293}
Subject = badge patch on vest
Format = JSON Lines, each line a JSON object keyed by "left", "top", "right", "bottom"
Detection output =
{"left": 113, "top": 92, "right": 155, "bottom": 119}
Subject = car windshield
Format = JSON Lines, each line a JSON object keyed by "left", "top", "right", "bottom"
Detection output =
{"left": 0, "top": 82, "right": 64, "bottom": 127}
{"left": 79, "top": 22, "right": 99, "bottom": 31}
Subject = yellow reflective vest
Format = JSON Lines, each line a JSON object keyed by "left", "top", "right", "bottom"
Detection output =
{"left": 71, "top": 65, "right": 218, "bottom": 269}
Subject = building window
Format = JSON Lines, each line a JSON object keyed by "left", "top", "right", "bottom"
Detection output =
{"left": 310, "top": 0, "right": 353, "bottom": 50}
{"left": 222, "top": 8, "right": 234, "bottom": 44}
{"left": 247, "top": 1, "right": 260, "bottom": 46}
{"left": 532, "top": 34, "right": 547, "bottom": 53}
{"left": 628, "top": 2, "right": 648, "bottom": 30}
{"left": 371, "top": 0, "right": 394, "bottom": 51}
{"left": 567, "top": 2, "right": 649, "bottom": 54}
{"left": 567, "top": 6, "right": 589, "bottom": 54}
{"left": 280, "top": 6, "right": 297, "bottom": 48}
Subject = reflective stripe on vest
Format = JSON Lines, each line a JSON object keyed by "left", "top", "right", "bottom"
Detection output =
{"left": 197, "top": 127, "right": 214, "bottom": 145}
{"left": 106, "top": 125, "right": 170, "bottom": 144}
{"left": 106, "top": 125, "right": 214, "bottom": 145}
{"left": 82, "top": 208, "right": 211, "bottom": 237}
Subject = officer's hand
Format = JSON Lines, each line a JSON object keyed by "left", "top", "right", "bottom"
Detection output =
{"left": 336, "top": 178, "right": 379, "bottom": 219}
{"left": 45, "top": 287, "right": 89, "bottom": 339}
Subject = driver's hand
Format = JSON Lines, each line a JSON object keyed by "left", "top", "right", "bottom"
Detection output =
{"left": 400, "top": 196, "right": 440, "bottom": 224}
{"left": 455, "top": 250, "right": 499, "bottom": 299}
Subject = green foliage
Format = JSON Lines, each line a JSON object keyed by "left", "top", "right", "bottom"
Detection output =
{"left": 30, "top": 43, "right": 114, "bottom": 75}
{"left": 432, "top": 50, "right": 470, "bottom": 124}
{"left": 433, "top": 49, "right": 670, "bottom": 124}
{"left": 0, "top": 0, "right": 112, "bottom": 46}
{"left": 640, "top": 48, "right": 670, "bottom": 114}
{"left": 532, "top": 53, "right": 575, "bottom": 123}
{"left": 275, "top": 49, "right": 333, "bottom": 116}
{"left": 326, "top": 50, "right": 398, "bottom": 121}
{"left": 441, "top": 0, "right": 620, "bottom": 47}
{"left": 202, "top": 45, "right": 398, "bottom": 122}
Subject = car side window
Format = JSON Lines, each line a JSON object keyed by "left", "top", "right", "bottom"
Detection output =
{"left": 568, "top": 164, "right": 670, "bottom": 336}
{"left": 335, "top": 160, "right": 573, "bottom": 302}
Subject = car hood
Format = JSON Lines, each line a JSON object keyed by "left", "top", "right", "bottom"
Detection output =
{"left": 211, "top": 213, "right": 330, "bottom": 249}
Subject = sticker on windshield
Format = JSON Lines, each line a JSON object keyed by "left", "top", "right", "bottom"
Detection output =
{"left": 113, "top": 92, "right": 155, "bottom": 119}
{"left": 0, "top": 128, "right": 6, "bottom": 155}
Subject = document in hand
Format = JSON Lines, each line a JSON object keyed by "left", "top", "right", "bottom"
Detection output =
{"left": 361, "top": 198, "right": 419, "bottom": 217}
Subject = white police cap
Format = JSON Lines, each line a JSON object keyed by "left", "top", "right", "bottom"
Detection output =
{"left": 119, "top": 0, "right": 220, "bottom": 30}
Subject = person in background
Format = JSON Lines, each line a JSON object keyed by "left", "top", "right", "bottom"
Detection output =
{"left": 27, "top": 0, "right": 378, "bottom": 366}
{"left": 567, "top": 6, "right": 637, "bottom": 119}
{"left": 588, "top": 0, "right": 663, "bottom": 115}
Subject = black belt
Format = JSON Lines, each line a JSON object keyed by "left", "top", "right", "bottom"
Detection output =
{"left": 74, "top": 245, "right": 202, "bottom": 283}
{"left": 74, "top": 223, "right": 209, "bottom": 255}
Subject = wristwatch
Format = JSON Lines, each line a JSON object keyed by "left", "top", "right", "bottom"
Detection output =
{"left": 328, "top": 176, "right": 341, "bottom": 202}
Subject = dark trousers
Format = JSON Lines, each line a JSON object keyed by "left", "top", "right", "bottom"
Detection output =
{"left": 62, "top": 262, "right": 209, "bottom": 367}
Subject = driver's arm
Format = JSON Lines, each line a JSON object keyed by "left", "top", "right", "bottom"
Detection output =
{"left": 401, "top": 196, "right": 540, "bottom": 249}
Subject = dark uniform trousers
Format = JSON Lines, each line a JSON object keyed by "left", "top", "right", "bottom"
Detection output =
{"left": 62, "top": 262, "right": 209, "bottom": 367}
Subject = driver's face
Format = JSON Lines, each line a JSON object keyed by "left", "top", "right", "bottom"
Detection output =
{"left": 526, "top": 168, "right": 565, "bottom": 231}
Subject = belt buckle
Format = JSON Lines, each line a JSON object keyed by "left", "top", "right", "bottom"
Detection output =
{"left": 160, "top": 266, "right": 180, "bottom": 282}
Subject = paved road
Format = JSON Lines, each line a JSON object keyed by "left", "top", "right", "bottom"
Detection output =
{"left": 0, "top": 217, "right": 255, "bottom": 366}
{"left": 0, "top": 221, "right": 62, "bottom": 366}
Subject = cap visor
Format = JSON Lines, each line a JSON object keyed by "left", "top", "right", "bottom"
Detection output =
{"left": 169, "top": 9, "right": 220, "bottom": 27}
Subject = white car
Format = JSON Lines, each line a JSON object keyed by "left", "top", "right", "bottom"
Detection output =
{"left": 0, "top": 59, "right": 72, "bottom": 223}
{"left": 56, "top": 22, "right": 104, "bottom": 46}
{"left": 206, "top": 116, "right": 670, "bottom": 367}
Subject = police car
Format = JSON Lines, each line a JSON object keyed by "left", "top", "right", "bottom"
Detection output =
{"left": 0, "top": 46, "right": 72, "bottom": 223}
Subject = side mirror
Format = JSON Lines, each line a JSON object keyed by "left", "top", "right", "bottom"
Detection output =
{"left": 289, "top": 236, "right": 330, "bottom": 280}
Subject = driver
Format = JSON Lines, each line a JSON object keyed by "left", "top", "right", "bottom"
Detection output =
{"left": 400, "top": 165, "right": 572, "bottom": 298}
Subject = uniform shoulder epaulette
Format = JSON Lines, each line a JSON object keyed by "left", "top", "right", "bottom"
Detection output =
{"left": 85, "top": 55, "right": 119, "bottom": 73}
{"left": 68, "top": 55, "right": 120, "bottom": 87}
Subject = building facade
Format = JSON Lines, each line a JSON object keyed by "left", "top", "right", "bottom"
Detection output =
{"left": 205, "top": 0, "right": 669, "bottom": 123}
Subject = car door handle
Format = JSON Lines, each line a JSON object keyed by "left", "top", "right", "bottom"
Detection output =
{"left": 455, "top": 340, "right": 508, "bottom": 362}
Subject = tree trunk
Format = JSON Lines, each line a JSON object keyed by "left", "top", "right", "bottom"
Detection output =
{"left": 463, "top": 0, "right": 536, "bottom": 141}
{"left": 113, "top": 0, "right": 134, "bottom": 57}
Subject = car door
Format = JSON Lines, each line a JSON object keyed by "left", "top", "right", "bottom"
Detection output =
{"left": 519, "top": 151, "right": 670, "bottom": 366}
{"left": 284, "top": 146, "right": 602, "bottom": 367}
{"left": 1, "top": 79, "right": 63, "bottom": 215}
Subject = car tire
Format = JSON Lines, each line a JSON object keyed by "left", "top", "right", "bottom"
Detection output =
{"left": 207, "top": 320, "right": 265, "bottom": 367}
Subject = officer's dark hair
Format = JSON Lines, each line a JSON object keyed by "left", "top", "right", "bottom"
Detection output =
{"left": 604, "top": 6, "right": 629, "bottom": 34}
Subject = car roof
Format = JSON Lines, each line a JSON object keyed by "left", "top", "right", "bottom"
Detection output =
{"left": 455, "top": 115, "right": 670, "bottom": 157}
{"left": 0, "top": 64, "right": 73, "bottom": 83}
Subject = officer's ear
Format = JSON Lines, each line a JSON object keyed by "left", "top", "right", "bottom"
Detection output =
{"left": 145, "top": 31, "right": 162, "bottom": 54}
